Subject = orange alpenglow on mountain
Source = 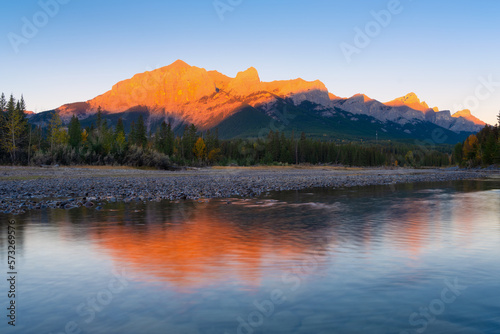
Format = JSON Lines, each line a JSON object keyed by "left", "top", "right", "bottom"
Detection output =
{"left": 452, "top": 109, "right": 486, "bottom": 126}
{"left": 57, "top": 59, "right": 330, "bottom": 129}
{"left": 385, "top": 92, "right": 438, "bottom": 112}
{"left": 52, "top": 60, "right": 487, "bottom": 133}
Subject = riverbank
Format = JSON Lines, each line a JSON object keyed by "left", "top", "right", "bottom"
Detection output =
{"left": 0, "top": 166, "right": 496, "bottom": 215}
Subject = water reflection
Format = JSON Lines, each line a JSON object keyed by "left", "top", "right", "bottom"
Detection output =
{"left": 0, "top": 179, "right": 498, "bottom": 334}
{"left": 87, "top": 200, "right": 337, "bottom": 291}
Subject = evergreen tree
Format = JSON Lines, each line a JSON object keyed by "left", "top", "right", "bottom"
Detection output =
{"left": 96, "top": 106, "right": 103, "bottom": 131}
{"left": 0, "top": 93, "right": 6, "bottom": 112}
{"left": 135, "top": 115, "right": 147, "bottom": 147}
{"left": 166, "top": 122, "right": 174, "bottom": 156}
{"left": 2, "top": 95, "right": 28, "bottom": 163}
{"left": 129, "top": 121, "right": 137, "bottom": 145}
{"left": 114, "top": 118, "right": 126, "bottom": 155}
{"left": 155, "top": 121, "right": 168, "bottom": 154}
{"left": 19, "top": 95, "right": 26, "bottom": 112}
{"left": 68, "top": 115, "right": 82, "bottom": 148}
{"left": 115, "top": 118, "right": 125, "bottom": 136}
{"left": 182, "top": 123, "right": 197, "bottom": 160}
{"left": 453, "top": 143, "right": 463, "bottom": 165}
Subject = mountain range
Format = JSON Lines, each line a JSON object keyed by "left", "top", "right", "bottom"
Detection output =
{"left": 29, "top": 60, "right": 486, "bottom": 144}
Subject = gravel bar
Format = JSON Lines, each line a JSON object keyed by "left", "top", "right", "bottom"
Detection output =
{"left": 0, "top": 166, "right": 495, "bottom": 215}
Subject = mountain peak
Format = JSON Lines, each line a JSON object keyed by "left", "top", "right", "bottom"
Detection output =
{"left": 235, "top": 67, "right": 260, "bottom": 83}
{"left": 452, "top": 109, "right": 486, "bottom": 126}
{"left": 402, "top": 92, "right": 420, "bottom": 103}
{"left": 453, "top": 109, "right": 471, "bottom": 117}
{"left": 385, "top": 92, "right": 433, "bottom": 112}
{"left": 168, "top": 59, "right": 191, "bottom": 69}
{"left": 227, "top": 67, "right": 261, "bottom": 96}
{"left": 351, "top": 93, "right": 372, "bottom": 102}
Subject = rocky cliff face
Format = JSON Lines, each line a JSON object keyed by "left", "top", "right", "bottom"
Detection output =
{"left": 57, "top": 60, "right": 329, "bottom": 129}
{"left": 385, "top": 92, "right": 439, "bottom": 113}
{"left": 53, "top": 60, "right": 486, "bottom": 133}
{"left": 329, "top": 93, "right": 485, "bottom": 133}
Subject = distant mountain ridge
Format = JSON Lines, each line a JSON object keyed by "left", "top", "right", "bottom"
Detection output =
{"left": 30, "top": 60, "right": 486, "bottom": 142}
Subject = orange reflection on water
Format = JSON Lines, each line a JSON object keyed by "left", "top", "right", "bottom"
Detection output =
{"left": 89, "top": 206, "right": 321, "bottom": 291}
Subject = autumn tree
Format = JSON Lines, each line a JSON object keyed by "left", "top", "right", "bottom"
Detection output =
{"left": 193, "top": 137, "right": 207, "bottom": 162}
{"left": 47, "top": 112, "right": 67, "bottom": 152}
{"left": 462, "top": 134, "right": 479, "bottom": 164}
{"left": 207, "top": 148, "right": 221, "bottom": 163}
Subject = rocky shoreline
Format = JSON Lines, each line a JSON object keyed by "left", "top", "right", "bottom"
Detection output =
{"left": 0, "top": 166, "right": 495, "bottom": 215}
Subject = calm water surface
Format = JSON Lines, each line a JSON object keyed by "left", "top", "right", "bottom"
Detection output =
{"left": 0, "top": 179, "right": 499, "bottom": 334}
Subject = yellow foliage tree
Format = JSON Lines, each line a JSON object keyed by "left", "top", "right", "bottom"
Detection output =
{"left": 81, "top": 129, "right": 88, "bottom": 144}
{"left": 208, "top": 148, "right": 221, "bottom": 163}
{"left": 48, "top": 112, "right": 68, "bottom": 152}
{"left": 193, "top": 137, "right": 207, "bottom": 161}
{"left": 462, "top": 134, "right": 479, "bottom": 161}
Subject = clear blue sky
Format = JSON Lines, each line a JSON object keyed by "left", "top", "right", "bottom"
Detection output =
{"left": 1, "top": 0, "right": 499, "bottom": 124}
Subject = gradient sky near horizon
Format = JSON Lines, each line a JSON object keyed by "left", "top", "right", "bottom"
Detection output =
{"left": 1, "top": 0, "right": 499, "bottom": 124}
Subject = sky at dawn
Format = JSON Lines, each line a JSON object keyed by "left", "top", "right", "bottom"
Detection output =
{"left": 1, "top": 0, "right": 499, "bottom": 125}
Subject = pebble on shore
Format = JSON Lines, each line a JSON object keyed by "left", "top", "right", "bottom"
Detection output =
{"left": 0, "top": 167, "right": 494, "bottom": 215}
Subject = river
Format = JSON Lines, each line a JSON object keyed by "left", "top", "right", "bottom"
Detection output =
{"left": 0, "top": 179, "right": 499, "bottom": 333}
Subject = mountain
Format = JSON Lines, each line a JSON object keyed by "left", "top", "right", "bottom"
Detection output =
{"left": 53, "top": 60, "right": 330, "bottom": 129}
{"left": 328, "top": 93, "right": 485, "bottom": 133}
{"left": 30, "top": 60, "right": 486, "bottom": 143}
{"left": 385, "top": 92, "right": 439, "bottom": 113}
{"left": 452, "top": 109, "right": 486, "bottom": 126}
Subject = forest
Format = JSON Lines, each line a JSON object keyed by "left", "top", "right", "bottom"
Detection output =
{"left": 1, "top": 94, "right": 498, "bottom": 169}
{"left": 454, "top": 122, "right": 500, "bottom": 167}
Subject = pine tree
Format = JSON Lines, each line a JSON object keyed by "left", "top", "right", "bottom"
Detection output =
{"left": 129, "top": 121, "right": 136, "bottom": 145}
{"left": 115, "top": 118, "right": 125, "bottom": 136}
{"left": 96, "top": 106, "right": 103, "bottom": 131}
{"left": 114, "top": 118, "right": 126, "bottom": 155}
{"left": 0, "top": 93, "right": 6, "bottom": 112}
{"left": 68, "top": 115, "right": 82, "bottom": 148}
{"left": 135, "top": 115, "right": 147, "bottom": 147}
{"left": 182, "top": 123, "right": 198, "bottom": 160}
{"left": 19, "top": 95, "right": 26, "bottom": 112}
{"left": 166, "top": 122, "right": 174, "bottom": 156}
{"left": 155, "top": 121, "right": 168, "bottom": 154}
{"left": 3, "top": 95, "right": 28, "bottom": 163}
